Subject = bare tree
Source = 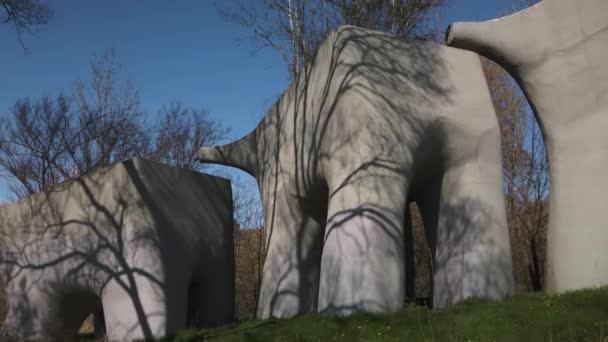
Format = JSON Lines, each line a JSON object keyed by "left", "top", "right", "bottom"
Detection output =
{"left": 482, "top": 56, "right": 550, "bottom": 292}
{"left": 1, "top": 0, "right": 51, "bottom": 48}
{"left": 206, "top": 168, "right": 266, "bottom": 319}
{"left": 233, "top": 178, "right": 265, "bottom": 302}
{"left": 154, "top": 101, "right": 229, "bottom": 171}
{"left": 477, "top": 0, "right": 548, "bottom": 293}
{"left": 0, "top": 50, "right": 228, "bottom": 200}
{"left": 231, "top": 178, "right": 265, "bottom": 319}
{"left": 220, "top": 0, "right": 445, "bottom": 80}
{"left": 332, "top": 0, "right": 444, "bottom": 37}
{"left": 68, "top": 51, "right": 151, "bottom": 175}
{"left": 0, "top": 95, "right": 71, "bottom": 198}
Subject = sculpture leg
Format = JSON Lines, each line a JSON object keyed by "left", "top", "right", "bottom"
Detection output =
{"left": 187, "top": 264, "right": 234, "bottom": 327}
{"left": 2, "top": 278, "right": 47, "bottom": 339}
{"left": 318, "top": 170, "right": 408, "bottom": 315}
{"left": 101, "top": 273, "right": 174, "bottom": 341}
{"left": 428, "top": 158, "right": 514, "bottom": 308}
{"left": 2, "top": 274, "right": 102, "bottom": 340}
{"left": 256, "top": 182, "right": 324, "bottom": 319}
{"left": 100, "top": 238, "right": 178, "bottom": 341}
{"left": 545, "top": 143, "right": 608, "bottom": 292}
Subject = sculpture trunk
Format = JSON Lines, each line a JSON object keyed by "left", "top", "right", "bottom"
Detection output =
{"left": 198, "top": 132, "right": 258, "bottom": 177}
{"left": 445, "top": 22, "right": 516, "bottom": 72}
{"left": 446, "top": 0, "right": 608, "bottom": 293}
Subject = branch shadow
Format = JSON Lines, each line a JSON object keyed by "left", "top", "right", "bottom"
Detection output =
{"left": 200, "top": 25, "right": 513, "bottom": 318}
{"left": 0, "top": 158, "right": 234, "bottom": 340}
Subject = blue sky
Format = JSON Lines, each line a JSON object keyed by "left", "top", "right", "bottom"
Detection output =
{"left": 0, "top": 0, "right": 518, "bottom": 201}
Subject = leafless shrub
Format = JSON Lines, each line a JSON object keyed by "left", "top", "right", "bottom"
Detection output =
{"left": 0, "top": 50, "right": 228, "bottom": 200}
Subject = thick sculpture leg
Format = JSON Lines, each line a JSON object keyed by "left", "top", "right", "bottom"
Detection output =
{"left": 0, "top": 238, "right": 107, "bottom": 339}
{"left": 100, "top": 236, "right": 180, "bottom": 341}
{"left": 256, "top": 183, "right": 324, "bottom": 319}
{"left": 2, "top": 280, "right": 56, "bottom": 338}
{"left": 187, "top": 268, "right": 234, "bottom": 327}
{"left": 434, "top": 163, "right": 513, "bottom": 307}
{"left": 1, "top": 249, "right": 107, "bottom": 339}
{"left": 446, "top": 0, "right": 608, "bottom": 293}
{"left": 318, "top": 170, "right": 408, "bottom": 315}
{"left": 102, "top": 276, "right": 174, "bottom": 341}
{"left": 417, "top": 129, "right": 513, "bottom": 307}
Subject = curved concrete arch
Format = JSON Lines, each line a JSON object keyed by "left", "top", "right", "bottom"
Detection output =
{"left": 446, "top": 0, "right": 608, "bottom": 293}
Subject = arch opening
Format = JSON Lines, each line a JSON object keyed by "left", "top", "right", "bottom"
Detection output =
{"left": 480, "top": 57, "right": 551, "bottom": 294}
{"left": 405, "top": 201, "right": 434, "bottom": 308}
{"left": 55, "top": 289, "right": 106, "bottom": 338}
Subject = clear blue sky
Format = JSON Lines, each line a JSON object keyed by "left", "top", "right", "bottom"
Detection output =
{"left": 0, "top": 0, "right": 517, "bottom": 201}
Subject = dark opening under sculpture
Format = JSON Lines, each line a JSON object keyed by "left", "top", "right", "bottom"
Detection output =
{"left": 199, "top": 26, "right": 515, "bottom": 319}
{"left": 0, "top": 159, "right": 234, "bottom": 341}
{"left": 446, "top": 0, "right": 608, "bottom": 293}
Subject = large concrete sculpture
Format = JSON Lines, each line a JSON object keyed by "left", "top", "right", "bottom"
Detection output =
{"left": 0, "top": 158, "right": 234, "bottom": 341}
{"left": 446, "top": 0, "right": 608, "bottom": 293}
{"left": 198, "top": 26, "right": 514, "bottom": 319}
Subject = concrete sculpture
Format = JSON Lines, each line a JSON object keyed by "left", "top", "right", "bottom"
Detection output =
{"left": 0, "top": 158, "right": 234, "bottom": 341}
{"left": 198, "top": 26, "right": 514, "bottom": 319}
{"left": 446, "top": 0, "right": 608, "bottom": 293}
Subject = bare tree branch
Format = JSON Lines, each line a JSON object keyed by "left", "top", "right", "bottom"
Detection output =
{"left": 0, "top": 50, "right": 228, "bottom": 199}
{"left": 219, "top": 0, "right": 445, "bottom": 80}
{"left": 482, "top": 55, "right": 550, "bottom": 292}
{"left": 1, "top": 0, "right": 51, "bottom": 50}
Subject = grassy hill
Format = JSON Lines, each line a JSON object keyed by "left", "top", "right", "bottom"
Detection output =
{"left": 171, "top": 287, "right": 608, "bottom": 342}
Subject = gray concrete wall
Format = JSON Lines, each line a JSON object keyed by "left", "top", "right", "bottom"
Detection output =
{"left": 0, "top": 158, "right": 234, "bottom": 341}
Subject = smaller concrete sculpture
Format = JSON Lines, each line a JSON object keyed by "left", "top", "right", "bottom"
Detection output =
{"left": 0, "top": 158, "right": 234, "bottom": 341}
{"left": 199, "top": 25, "right": 515, "bottom": 319}
{"left": 446, "top": 0, "right": 608, "bottom": 293}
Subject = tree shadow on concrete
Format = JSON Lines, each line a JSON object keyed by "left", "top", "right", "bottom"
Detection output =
{"left": 0, "top": 158, "right": 234, "bottom": 340}
{"left": 199, "top": 25, "right": 513, "bottom": 318}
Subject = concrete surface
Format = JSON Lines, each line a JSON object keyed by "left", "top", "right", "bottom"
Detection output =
{"left": 199, "top": 26, "right": 514, "bottom": 318}
{"left": 0, "top": 158, "right": 234, "bottom": 341}
{"left": 446, "top": 0, "right": 608, "bottom": 293}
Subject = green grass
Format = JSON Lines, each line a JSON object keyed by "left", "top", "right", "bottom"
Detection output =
{"left": 170, "top": 287, "right": 608, "bottom": 342}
